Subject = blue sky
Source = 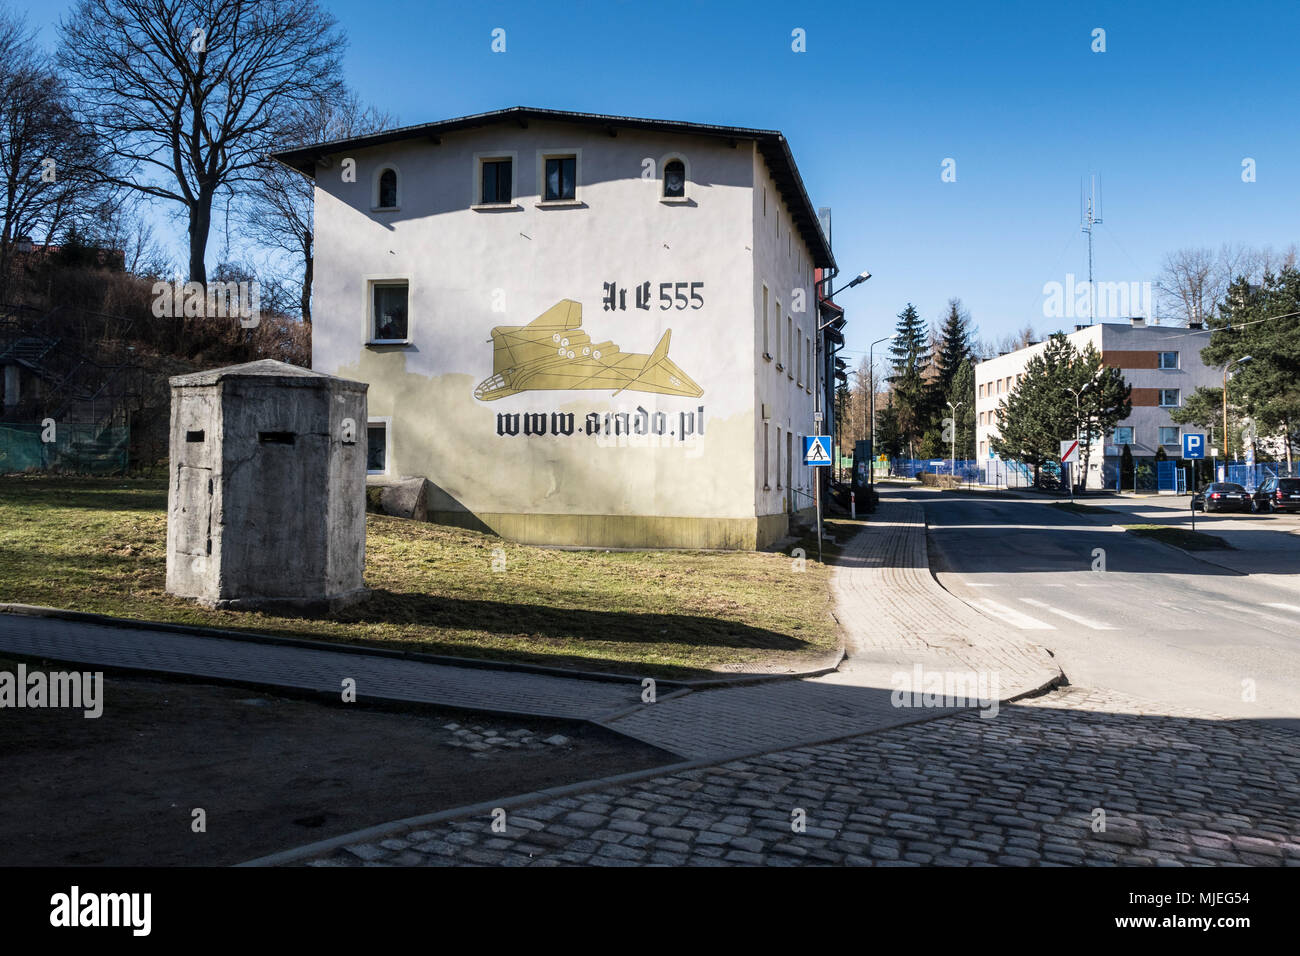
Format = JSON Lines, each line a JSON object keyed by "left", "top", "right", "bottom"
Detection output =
{"left": 21, "top": 0, "right": 1300, "bottom": 358}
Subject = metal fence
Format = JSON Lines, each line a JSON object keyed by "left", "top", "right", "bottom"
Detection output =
{"left": 0, "top": 423, "right": 129, "bottom": 474}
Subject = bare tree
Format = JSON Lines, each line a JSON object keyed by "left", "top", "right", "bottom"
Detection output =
{"left": 61, "top": 0, "right": 347, "bottom": 285}
{"left": 0, "top": 5, "right": 116, "bottom": 298}
{"left": 247, "top": 92, "right": 395, "bottom": 322}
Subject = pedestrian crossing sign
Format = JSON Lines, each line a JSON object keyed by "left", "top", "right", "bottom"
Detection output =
{"left": 804, "top": 435, "right": 832, "bottom": 466}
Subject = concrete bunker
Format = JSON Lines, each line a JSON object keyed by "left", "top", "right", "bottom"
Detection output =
{"left": 165, "top": 359, "right": 370, "bottom": 611}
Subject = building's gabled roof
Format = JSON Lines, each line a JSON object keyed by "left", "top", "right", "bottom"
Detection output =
{"left": 269, "top": 106, "right": 835, "bottom": 269}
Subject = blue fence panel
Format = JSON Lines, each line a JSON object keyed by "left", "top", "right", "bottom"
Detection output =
{"left": 1157, "top": 460, "right": 1177, "bottom": 492}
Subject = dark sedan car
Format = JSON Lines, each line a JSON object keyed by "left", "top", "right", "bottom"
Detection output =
{"left": 1191, "top": 482, "right": 1253, "bottom": 513}
{"left": 1251, "top": 476, "right": 1300, "bottom": 514}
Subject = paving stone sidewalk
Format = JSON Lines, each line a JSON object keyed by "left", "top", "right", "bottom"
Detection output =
{"left": 282, "top": 686, "right": 1300, "bottom": 867}
{"left": 0, "top": 499, "right": 1060, "bottom": 762}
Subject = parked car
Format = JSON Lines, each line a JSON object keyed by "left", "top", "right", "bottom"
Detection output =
{"left": 1191, "top": 482, "right": 1253, "bottom": 513}
{"left": 1251, "top": 476, "right": 1300, "bottom": 514}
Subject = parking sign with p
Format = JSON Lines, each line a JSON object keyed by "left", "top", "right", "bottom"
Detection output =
{"left": 1182, "top": 433, "right": 1205, "bottom": 459}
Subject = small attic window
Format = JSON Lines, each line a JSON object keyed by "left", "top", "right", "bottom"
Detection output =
{"left": 375, "top": 166, "right": 399, "bottom": 210}
{"left": 186, "top": 430, "right": 205, "bottom": 443}
{"left": 663, "top": 159, "right": 686, "bottom": 199}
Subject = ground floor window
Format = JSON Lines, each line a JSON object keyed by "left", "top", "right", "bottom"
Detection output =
{"left": 367, "top": 419, "right": 390, "bottom": 474}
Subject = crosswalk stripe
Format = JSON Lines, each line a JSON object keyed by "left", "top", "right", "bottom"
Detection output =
{"left": 971, "top": 599, "right": 1056, "bottom": 630}
{"left": 1207, "top": 600, "right": 1300, "bottom": 629}
{"left": 1018, "top": 597, "right": 1117, "bottom": 630}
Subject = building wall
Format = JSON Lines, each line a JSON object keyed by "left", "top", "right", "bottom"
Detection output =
{"left": 750, "top": 150, "right": 819, "bottom": 533}
{"left": 311, "top": 119, "right": 819, "bottom": 548}
{"left": 974, "top": 322, "right": 1220, "bottom": 488}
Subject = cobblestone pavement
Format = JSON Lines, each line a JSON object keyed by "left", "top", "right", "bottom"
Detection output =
{"left": 293, "top": 686, "right": 1300, "bottom": 867}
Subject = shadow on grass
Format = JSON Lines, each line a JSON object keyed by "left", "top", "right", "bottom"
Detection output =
{"left": 0, "top": 477, "right": 167, "bottom": 512}
{"left": 324, "top": 589, "right": 814, "bottom": 653}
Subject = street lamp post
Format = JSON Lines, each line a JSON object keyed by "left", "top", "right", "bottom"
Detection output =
{"left": 946, "top": 400, "right": 964, "bottom": 478}
{"left": 1064, "top": 381, "right": 1094, "bottom": 502}
{"left": 1223, "top": 356, "right": 1252, "bottom": 482}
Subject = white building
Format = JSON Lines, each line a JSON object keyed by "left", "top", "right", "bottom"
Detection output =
{"left": 272, "top": 107, "right": 838, "bottom": 549}
{"left": 974, "top": 318, "right": 1223, "bottom": 489}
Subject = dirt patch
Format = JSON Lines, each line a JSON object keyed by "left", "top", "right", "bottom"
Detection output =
{"left": 0, "top": 659, "right": 673, "bottom": 866}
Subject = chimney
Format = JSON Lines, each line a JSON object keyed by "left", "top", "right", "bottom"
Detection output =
{"left": 1130, "top": 316, "right": 1146, "bottom": 327}
{"left": 1188, "top": 319, "right": 1203, "bottom": 330}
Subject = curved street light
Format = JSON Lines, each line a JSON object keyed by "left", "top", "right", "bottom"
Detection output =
{"left": 1223, "top": 355, "right": 1253, "bottom": 470}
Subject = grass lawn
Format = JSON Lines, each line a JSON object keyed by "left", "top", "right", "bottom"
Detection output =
{"left": 0, "top": 476, "right": 840, "bottom": 679}
{"left": 1122, "top": 523, "right": 1233, "bottom": 551}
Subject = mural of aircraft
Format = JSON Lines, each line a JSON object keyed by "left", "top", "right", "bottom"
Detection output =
{"left": 473, "top": 299, "right": 704, "bottom": 402}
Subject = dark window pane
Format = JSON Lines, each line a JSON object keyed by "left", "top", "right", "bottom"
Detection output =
{"left": 373, "top": 284, "right": 408, "bottom": 340}
{"left": 482, "top": 159, "right": 511, "bottom": 203}
{"left": 378, "top": 169, "right": 397, "bottom": 207}
{"left": 545, "top": 157, "right": 575, "bottom": 200}
{"left": 664, "top": 160, "right": 685, "bottom": 198}
{"left": 367, "top": 426, "right": 386, "bottom": 472}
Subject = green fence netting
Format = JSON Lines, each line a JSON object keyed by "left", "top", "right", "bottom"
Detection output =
{"left": 0, "top": 423, "right": 129, "bottom": 474}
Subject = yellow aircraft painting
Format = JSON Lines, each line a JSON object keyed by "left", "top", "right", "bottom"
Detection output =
{"left": 473, "top": 299, "right": 704, "bottom": 402}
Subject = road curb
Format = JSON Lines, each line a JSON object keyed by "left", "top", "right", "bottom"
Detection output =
{"left": 0, "top": 602, "right": 843, "bottom": 690}
{"left": 237, "top": 671, "right": 1067, "bottom": 868}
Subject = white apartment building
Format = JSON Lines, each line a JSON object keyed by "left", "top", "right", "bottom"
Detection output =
{"left": 272, "top": 107, "right": 836, "bottom": 549}
{"left": 974, "top": 318, "right": 1223, "bottom": 489}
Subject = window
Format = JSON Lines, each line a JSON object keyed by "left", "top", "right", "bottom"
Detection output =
{"left": 544, "top": 156, "right": 576, "bottom": 201}
{"left": 663, "top": 159, "right": 685, "bottom": 199}
{"left": 776, "top": 427, "right": 782, "bottom": 488}
{"left": 762, "top": 286, "right": 770, "bottom": 358}
{"left": 370, "top": 281, "right": 409, "bottom": 342}
{"left": 806, "top": 337, "right": 812, "bottom": 390}
{"left": 978, "top": 383, "right": 984, "bottom": 398}
{"left": 771, "top": 297, "right": 779, "bottom": 363}
{"left": 480, "top": 158, "right": 512, "bottom": 204}
{"left": 1112, "top": 427, "right": 1133, "bottom": 445}
{"left": 763, "top": 423, "right": 770, "bottom": 489}
{"left": 1159, "top": 426, "right": 1180, "bottom": 446}
{"left": 367, "top": 420, "right": 390, "bottom": 475}
{"left": 377, "top": 168, "right": 398, "bottom": 209}
{"left": 1158, "top": 388, "right": 1180, "bottom": 407}
{"left": 787, "top": 317, "right": 794, "bottom": 379}
{"left": 1158, "top": 351, "right": 1179, "bottom": 369}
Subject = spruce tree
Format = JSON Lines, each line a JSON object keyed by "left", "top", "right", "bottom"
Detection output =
{"left": 888, "top": 303, "right": 930, "bottom": 457}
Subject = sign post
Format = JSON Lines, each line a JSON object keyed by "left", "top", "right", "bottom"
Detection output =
{"left": 1060, "top": 439, "right": 1080, "bottom": 503}
{"left": 804, "top": 435, "right": 832, "bottom": 561}
{"left": 1182, "top": 433, "right": 1205, "bottom": 497}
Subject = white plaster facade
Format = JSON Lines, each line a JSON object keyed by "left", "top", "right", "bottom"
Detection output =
{"left": 276, "top": 108, "right": 834, "bottom": 548}
{"left": 975, "top": 320, "right": 1224, "bottom": 488}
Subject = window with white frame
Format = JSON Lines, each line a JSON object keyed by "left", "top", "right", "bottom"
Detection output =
{"left": 1158, "top": 388, "right": 1180, "bottom": 407}
{"left": 1158, "top": 351, "right": 1179, "bottom": 369}
{"left": 1159, "top": 426, "right": 1180, "bottom": 445}
{"left": 369, "top": 281, "right": 409, "bottom": 342}
{"left": 367, "top": 419, "right": 390, "bottom": 474}
{"left": 1112, "top": 426, "right": 1134, "bottom": 444}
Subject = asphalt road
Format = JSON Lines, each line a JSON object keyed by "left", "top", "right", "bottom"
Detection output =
{"left": 910, "top": 485, "right": 1300, "bottom": 721}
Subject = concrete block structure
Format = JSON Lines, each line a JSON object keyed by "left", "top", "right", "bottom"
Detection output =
{"left": 271, "top": 107, "right": 843, "bottom": 550}
{"left": 165, "top": 359, "right": 370, "bottom": 610}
